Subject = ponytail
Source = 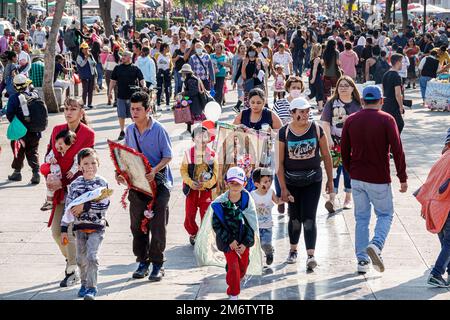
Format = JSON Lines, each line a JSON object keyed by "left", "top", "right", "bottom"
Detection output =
{"left": 64, "top": 97, "right": 91, "bottom": 127}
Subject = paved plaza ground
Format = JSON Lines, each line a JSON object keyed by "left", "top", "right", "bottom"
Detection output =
{"left": 0, "top": 82, "right": 449, "bottom": 300}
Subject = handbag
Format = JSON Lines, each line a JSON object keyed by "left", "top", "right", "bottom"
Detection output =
{"left": 7, "top": 116, "right": 27, "bottom": 141}
{"left": 198, "top": 78, "right": 214, "bottom": 108}
{"left": 283, "top": 123, "right": 322, "bottom": 187}
{"left": 72, "top": 73, "right": 81, "bottom": 84}
{"left": 173, "top": 105, "right": 192, "bottom": 124}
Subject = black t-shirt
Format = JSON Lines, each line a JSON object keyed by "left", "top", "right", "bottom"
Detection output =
{"left": 111, "top": 63, "right": 144, "bottom": 99}
{"left": 382, "top": 70, "right": 402, "bottom": 100}
{"left": 173, "top": 48, "right": 187, "bottom": 71}
{"left": 54, "top": 63, "right": 64, "bottom": 82}
{"left": 292, "top": 35, "right": 306, "bottom": 57}
{"left": 277, "top": 122, "right": 324, "bottom": 171}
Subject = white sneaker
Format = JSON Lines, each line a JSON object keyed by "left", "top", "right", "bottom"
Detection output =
{"left": 165, "top": 105, "right": 171, "bottom": 111}
{"left": 357, "top": 261, "right": 370, "bottom": 274}
{"left": 343, "top": 200, "right": 353, "bottom": 209}
{"left": 366, "top": 244, "right": 385, "bottom": 273}
{"left": 306, "top": 256, "right": 317, "bottom": 271}
{"left": 229, "top": 295, "right": 238, "bottom": 300}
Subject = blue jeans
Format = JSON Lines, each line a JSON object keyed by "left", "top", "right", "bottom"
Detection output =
{"left": 431, "top": 213, "right": 450, "bottom": 277}
{"left": 293, "top": 56, "right": 304, "bottom": 76}
{"left": 419, "top": 76, "right": 432, "bottom": 100}
{"left": 334, "top": 165, "right": 351, "bottom": 193}
{"left": 305, "top": 46, "right": 311, "bottom": 69}
{"left": 352, "top": 179, "right": 394, "bottom": 262}
{"left": 174, "top": 69, "right": 182, "bottom": 95}
{"left": 259, "top": 228, "right": 273, "bottom": 255}
{"left": 96, "top": 63, "right": 103, "bottom": 89}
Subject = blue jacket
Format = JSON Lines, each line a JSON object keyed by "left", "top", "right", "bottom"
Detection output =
{"left": 76, "top": 53, "right": 96, "bottom": 80}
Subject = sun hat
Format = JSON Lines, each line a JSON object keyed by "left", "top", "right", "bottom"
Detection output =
{"left": 289, "top": 97, "right": 311, "bottom": 111}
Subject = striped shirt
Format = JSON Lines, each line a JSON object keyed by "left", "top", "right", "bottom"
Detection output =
{"left": 29, "top": 61, "right": 45, "bottom": 87}
{"left": 273, "top": 98, "right": 291, "bottom": 125}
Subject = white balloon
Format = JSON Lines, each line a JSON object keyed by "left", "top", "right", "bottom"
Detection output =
{"left": 204, "top": 101, "right": 221, "bottom": 122}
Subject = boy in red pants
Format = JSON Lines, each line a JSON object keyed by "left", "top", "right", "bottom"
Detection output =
{"left": 180, "top": 126, "right": 218, "bottom": 245}
{"left": 212, "top": 166, "right": 256, "bottom": 300}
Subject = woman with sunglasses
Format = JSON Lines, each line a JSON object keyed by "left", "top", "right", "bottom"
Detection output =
{"left": 321, "top": 76, "right": 362, "bottom": 213}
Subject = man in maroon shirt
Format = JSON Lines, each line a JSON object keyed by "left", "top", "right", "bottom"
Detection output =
{"left": 341, "top": 85, "right": 408, "bottom": 275}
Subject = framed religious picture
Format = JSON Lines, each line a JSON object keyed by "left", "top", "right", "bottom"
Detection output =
{"left": 213, "top": 122, "right": 273, "bottom": 194}
{"left": 107, "top": 139, "right": 155, "bottom": 197}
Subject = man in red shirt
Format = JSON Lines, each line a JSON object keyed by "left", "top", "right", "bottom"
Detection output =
{"left": 341, "top": 85, "right": 408, "bottom": 275}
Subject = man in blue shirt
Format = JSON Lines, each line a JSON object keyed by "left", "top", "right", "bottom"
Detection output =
{"left": 116, "top": 91, "right": 172, "bottom": 282}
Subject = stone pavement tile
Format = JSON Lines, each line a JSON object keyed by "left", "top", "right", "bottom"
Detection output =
{"left": 0, "top": 282, "right": 61, "bottom": 300}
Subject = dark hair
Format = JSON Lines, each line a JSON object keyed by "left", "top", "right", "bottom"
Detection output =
{"left": 390, "top": 53, "right": 403, "bottom": 66}
{"left": 252, "top": 167, "right": 273, "bottom": 183}
{"left": 248, "top": 88, "right": 265, "bottom": 101}
{"left": 363, "top": 98, "right": 382, "bottom": 105}
{"left": 55, "top": 129, "right": 77, "bottom": 146}
{"left": 64, "top": 98, "right": 90, "bottom": 126}
{"left": 130, "top": 91, "right": 150, "bottom": 110}
{"left": 142, "top": 46, "right": 150, "bottom": 55}
{"left": 246, "top": 44, "right": 257, "bottom": 58}
{"left": 6, "top": 50, "right": 16, "bottom": 61}
{"left": 191, "top": 126, "right": 209, "bottom": 140}
{"left": 133, "top": 42, "right": 142, "bottom": 50}
{"left": 55, "top": 54, "right": 63, "bottom": 62}
{"left": 380, "top": 50, "right": 387, "bottom": 58}
{"left": 344, "top": 41, "right": 352, "bottom": 50}
{"left": 323, "top": 39, "right": 337, "bottom": 69}
{"left": 160, "top": 43, "right": 169, "bottom": 53}
{"left": 440, "top": 45, "right": 448, "bottom": 52}
{"left": 77, "top": 148, "right": 99, "bottom": 165}
{"left": 430, "top": 50, "right": 438, "bottom": 57}
{"left": 261, "top": 36, "right": 269, "bottom": 43}
{"left": 372, "top": 45, "right": 381, "bottom": 56}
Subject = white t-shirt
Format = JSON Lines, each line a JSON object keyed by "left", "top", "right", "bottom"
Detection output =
{"left": 272, "top": 52, "right": 293, "bottom": 76}
{"left": 250, "top": 189, "right": 274, "bottom": 229}
{"left": 399, "top": 55, "right": 410, "bottom": 78}
{"left": 156, "top": 54, "right": 171, "bottom": 71}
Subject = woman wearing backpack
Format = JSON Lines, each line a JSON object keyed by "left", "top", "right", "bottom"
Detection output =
{"left": 77, "top": 42, "right": 97, "bottom": 109}
{"left": 277, "top": 97, "right": 333, "bottom": 271}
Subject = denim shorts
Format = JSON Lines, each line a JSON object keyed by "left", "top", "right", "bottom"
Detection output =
{"left": 117, "top": 98, "right": 131, "bottom": 119}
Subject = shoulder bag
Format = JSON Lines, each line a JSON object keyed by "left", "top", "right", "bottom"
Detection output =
{"left": 283, "top": 122, "right": 323, "bottom": 187}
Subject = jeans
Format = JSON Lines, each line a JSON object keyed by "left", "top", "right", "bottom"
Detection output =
{"left": 431, "top": 213, "right": 450, "bottom": 277}
{"left": 334, "top": 165, "right": 351, "bottom": 193}
{"left": 293, "top": 56, "right": 304, "bottom": 76}
{"left": 305, "top": 46, "right": 311, "bottom": 69}
{"left": 81, "top": 76, "right": 95, "bottom": 107}
{"left": 352, "top": 179, "right": 394, "bottom": 262}
{"left": 128, "top": 186, "right": 170, "bottom": 265}
{"left": 214, "top": 76, "right": 225, "bottom": 106}
{"left": 156, "top": 69, "right": 172, "bottom": 106}
{"left": 274, "top": 174, "right": 282, "bottom": 197}
{"left": 419, "top": 76, "right": 432, "bottom": 100}
{"left": 174, "top": 70, "right": 183, "bottom": 95}
{"left": 259, "top": 228, "right": 274, "bottom": 255}
{"left": 76, "top": 230, "right": 105, "bottom": 289}
{"left": 96, "top": 63, "right": 103, "bottom": 89}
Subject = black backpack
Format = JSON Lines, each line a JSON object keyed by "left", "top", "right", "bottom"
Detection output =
{"left": 22, "top": 95, "right": 48, "bottom": 132}
{"left": 374, "top": 57, "right": 390, "bottom": 84}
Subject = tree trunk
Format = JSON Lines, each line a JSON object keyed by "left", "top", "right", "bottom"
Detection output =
{"left": 43, "top": 0, "right": 66, "bottom": 113}
{"left": 19, "top": 0, "right": 28, "bottom": 30}
{"left": 98, "top": 0, "right": 113, "bottom": 37}
{"left": 384, "top": 0, "right": 393, "bottom": 24}
{"left": 401, "top": 0, "right": 408, "bottom": 31}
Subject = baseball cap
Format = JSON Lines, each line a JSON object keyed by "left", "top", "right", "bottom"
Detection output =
{"left": 79, "top": 42, "right": 89, "bottom": 49}
{"left": 226, "top": 167, "right": 246, "bottom": 185}
{"left": 362, "top": 85, "right": 382, "bottom": 101}
{"left": 289, "top": 97, "right": 311, "bottom": 111}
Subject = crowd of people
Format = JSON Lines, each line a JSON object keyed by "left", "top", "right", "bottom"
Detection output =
{"left": 0, "top": 1, "right": 449, "bottom": 301}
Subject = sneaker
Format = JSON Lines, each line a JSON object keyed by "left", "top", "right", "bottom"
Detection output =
{"left": 427, "top": 273, "right": 449, "bottom": 288}
{"left": 229, "top": 295, "right": 239, "bottom": 300}
{"left": 286, "top": 250, "right": 298, "bottom": 264}
{"left": 153, "top": 112, "right": 162, "bottom": 119}
{"left": 77, "top": 285, "right": 87, "bottom": 298}
{"left": 8, "top": 171, "right": 22, "bottom": 181}
{"left": 277, "top": 203, "right": 285, "bottom": 214}
{"left": 357, "top": 260, "right": 370, "bottom": 274}
{"left": 31, "top": 171, "right": 40, "bottom": 184}
{"left": 189, "top": 235, "right": 196, "bottom": 246}
{"left": 366, "top": 244, "right": 385, "bottom": 273}
{"left": 325, "top": 200, "right": 335, "bottom": 213}
{"left": 343, "top": 200, "right": 353, "bottom": 210}
{"left": 165, "top": 105, "right": 170, "bottom": 111}
{"left": 84, "top": 287, "right": 98, "bottom": 300}
{"left": 40, "top": 200, "right": 53, "bottom": 211}
{"left": 132, "top": 262, "right": 150, "bottom": 279}
{"left": 266, "top": 253, "right": 274, "bottom": 265}
{"left": 59, "top": 271, "right": 79, "bottom": 287}
{"left": 148, "top": 263, "right": 165, "bottom": 282}
{"left": 232, "top": 105, "right": 240, "bottom": 114}
{"left": 87, "top": 105, "right": 94, "bottom": 109}
{"left": 118, "top": 131, "right": 125, "bottom": 141}
{"left": 306, "top": 255, "right": 317, "bottom": 271}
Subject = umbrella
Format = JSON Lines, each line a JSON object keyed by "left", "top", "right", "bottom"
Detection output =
{"left": 145, "top": 0, "right": 161, "bottom": 8}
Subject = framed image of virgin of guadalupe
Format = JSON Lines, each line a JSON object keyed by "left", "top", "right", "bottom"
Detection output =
{"left": 107, "top": 139, "right": 156, "bottom": 197}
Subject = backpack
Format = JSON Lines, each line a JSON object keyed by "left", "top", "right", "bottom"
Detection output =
{"left": 63, "top": 29, "right": 77, "bottom": 49}
{"left": 19, "top": 94, "right": 48, "bottom": 132}
{"left": 374, "top": 57, "right": 390, "bottom": 84}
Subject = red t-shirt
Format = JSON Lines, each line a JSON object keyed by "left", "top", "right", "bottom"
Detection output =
{"left": 224, "top": 39, "right": 236, "bottom": 54}
{"left": 341, "top": 109, "right": 407, "bottom": 184}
